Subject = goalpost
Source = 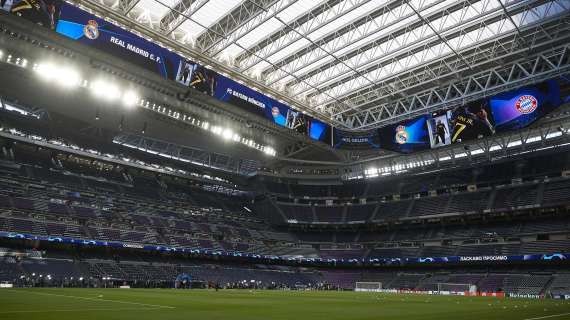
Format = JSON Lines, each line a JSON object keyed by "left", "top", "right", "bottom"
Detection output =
{"left": 436, "top": 283, "right": 477, "bottom": 295}
{"left": 355, "top": 282, "right": 382, "bottom": 292}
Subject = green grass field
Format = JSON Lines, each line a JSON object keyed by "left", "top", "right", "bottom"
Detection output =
{"left": 0, "top": 288, "right": 569, "bottom": 320}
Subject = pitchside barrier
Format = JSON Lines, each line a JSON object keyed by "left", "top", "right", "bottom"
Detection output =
{"left": 371, "top": 289, "right": 506, "bottom": 298}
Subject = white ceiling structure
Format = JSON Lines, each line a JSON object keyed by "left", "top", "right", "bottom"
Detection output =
{"left": 83, "top": 0, "right": 570, "bottom": 130}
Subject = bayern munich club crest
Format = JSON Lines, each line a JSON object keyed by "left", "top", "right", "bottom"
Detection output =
{"left": 395, "top": 125, "right": 408, "bottom": 144}
{"left": 83, "top": 20, "right": 100, "bottom": 40}
{"left": 515, "top": 95, "right": 538, "bottom": 114}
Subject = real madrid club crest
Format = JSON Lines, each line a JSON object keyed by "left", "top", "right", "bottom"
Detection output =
{"left": 395, "top": 125, "right": 408, "bottom": 144}
{"left": 271, "top": 106, "right": 281, "bottom": 118}
{"left": 515, "top": 95, "right": 538, "bottom": 114}
{"left": 83, "top": 20, "right": 100, "bottom": 40}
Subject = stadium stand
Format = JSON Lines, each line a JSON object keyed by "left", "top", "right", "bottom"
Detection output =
{"left": 0, "top": 3, "right": 569, "bottom": 307}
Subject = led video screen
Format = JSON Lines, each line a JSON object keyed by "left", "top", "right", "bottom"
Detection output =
{"left": 379, "top": 115, "right": 430, "bottom": 153}
{"left": 489, "top": 79, "right": 563, "bottom": 131}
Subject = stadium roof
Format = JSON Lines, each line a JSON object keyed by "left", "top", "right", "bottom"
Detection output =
{"left": 82, "top": 0, "right": 569, "bottom": 130}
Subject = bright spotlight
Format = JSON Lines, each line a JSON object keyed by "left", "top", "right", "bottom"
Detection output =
{"left": 222, "top": 128, "right": 233, "bottom": 140}
{"left": 36, "top": 63, "right": 57, "bottom": 80}
{"left": 211, "top": 126, "right": 222, "bottom": 135}
{"left": 58, "top": 68, "right": 81, "bottom": 87}
{"left": 36, "top": 63, "right": 81, "bottom": 88}
{"left": 122, "top": 91, "right": 139, "bottom": 107}
{"left": 263, "top": 147, "right": 276, "bottom": 156}
{"left": 91, "top": 80, "right": 120, "bottom": 101}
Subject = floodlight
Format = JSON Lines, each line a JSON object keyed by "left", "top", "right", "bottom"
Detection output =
{"left": 122, "top": 91, "right": 139, "bottom": 107}
{"left": 91, "top": 80, "right": 120, "bottom": 100}
{"left": 222, "top": 128, "right": 233, "bottom": 140}
{"left": 211, "top": 126, "right": 222, "bottom": 135}
{"left": 263, "top": 147, "right": 276, "bottom": 156}
{"left": 35, "top": 63, "right": 57, "bottom": 79}
{"left": 58, "top": 67, "right": 81, "bottom": 87}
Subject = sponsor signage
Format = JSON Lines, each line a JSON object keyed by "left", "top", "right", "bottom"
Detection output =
{"left": 1, "top": 231, "right": 568, "bottom": 266}
{"left": 508, "top": 293, "right": 544, "bottom": 299}
{"left": 1, "top": 1, "right": 332, "bottom": 142}
{"left": 459, "top": 256, "right": 508, "bottom": 262}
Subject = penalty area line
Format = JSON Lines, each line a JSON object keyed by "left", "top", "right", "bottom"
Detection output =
{"left": 524, "top": 312, "right": 570, "bottom": 320}
{"left": 6, "top": 289, "right": 176, "bottom": 309}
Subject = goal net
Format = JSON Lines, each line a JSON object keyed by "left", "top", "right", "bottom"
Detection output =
{"left": 355, "top": 282, "right": 382, "bottom": 292}
{"left": 436, "top": 283, "right": 477, "bottom": 294}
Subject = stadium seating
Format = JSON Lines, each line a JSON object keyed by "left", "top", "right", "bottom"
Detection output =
{"left": 0, "top": 139, "right": 569, "bottom": 296}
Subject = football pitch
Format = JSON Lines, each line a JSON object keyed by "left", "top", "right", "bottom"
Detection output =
{"left": 0, "top": 288, "right": 569, "bottom": 320}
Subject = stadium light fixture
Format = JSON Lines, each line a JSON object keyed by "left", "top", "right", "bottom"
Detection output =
{"left": 58, "top": 68, "right": 81, "bottom": 88}
{"left": 263, "top": 147, "right": 276, "bottom": 156}
{"left": 471, "top": 149, "right": 484, "bottom": 155}
{"left": 90, "top": 80, "right": 120, "bottom": 101}
{"left": 35, "top": 63, "right": 56, "bottom": 79}
{"left": 222, "top": 128, "right": 233, "bottom": 140}
{"left": 546, "top": 131, "right": 563, "bottom": 139}
{"left": 211, "top": 126, "right": 222, "bottom": 135}
{"left": 122, "top": 91, "right": 139, "bottom": 108}
{"left": 36, "top": 63, "right": 81, "bottom": 88}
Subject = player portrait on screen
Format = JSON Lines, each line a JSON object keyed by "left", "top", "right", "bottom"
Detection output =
{"left": 2, "top": 0, "right": 61, "bottom": 30}
{"left": 189, "top": 65, "right": 216, "bottom": 96}
{"left": 175, "top": 60, "right": 194, "bottom": 87}
{"left": 450, "top": 100, "right": 495, "bottom": 143}
{"left": 427, "top": 112, "right": 452, "bottom": 148}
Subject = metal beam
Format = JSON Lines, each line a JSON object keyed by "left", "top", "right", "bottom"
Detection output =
{"left": 344, "top": 108, "right": 570, "bottom": 180}
{"left": 113, "top": 132, "right": 260, "bottom": 175}
{"left": 117, "top": 0, "right": 141, "bottom": 15}
{"left": 293, "top": 0, "right": 547, "bottom": 102}
{"left": 75, "top": 0, "right": 331, "bottom": 125}
{"left": 329, "top": 16, "right": 568, "bottom": 121}
{"left": 194, "top": 0, "right": 276, "bottom": 52}
{"left": 337, "top": 41, "right": 570, "bottom": 130}
{"left": 235, "top": 0, "right": 371, "bottom": 71}
{"left": 202, "top": 0, "right": 299, "bottom": 57}
{"left": 159, "top": 0, "right": 211, "bottom": 36}
{"left": 263, "top": 0, "right": 450, "bottom": 85}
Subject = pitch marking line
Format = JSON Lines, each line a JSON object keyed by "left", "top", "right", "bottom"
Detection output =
{"left": 0, "top": 307, "right": 165, "bottom": 314}
{"left": 7, "top": 289, "right": 176, "bottom": 309}
{"left": 524, "top": 312, "right": 570, "bottom": 320}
